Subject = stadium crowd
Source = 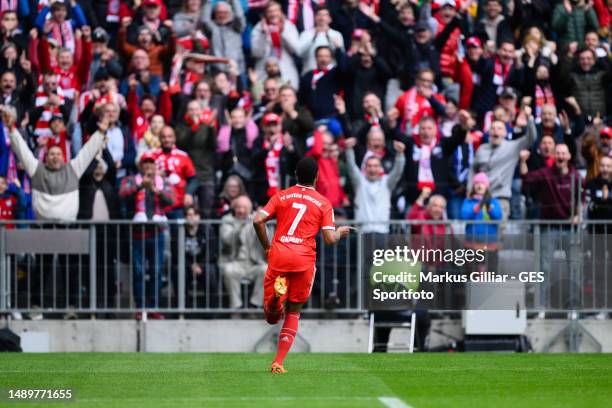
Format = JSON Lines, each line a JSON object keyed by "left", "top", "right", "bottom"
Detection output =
{"left": 0, "top": 0, "right": 611, "bottom": 315}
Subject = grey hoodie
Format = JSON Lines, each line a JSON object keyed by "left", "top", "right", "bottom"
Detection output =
{"left": 346, "top": 149, "right": 405, "bottom": 233}
{"left": 9, "top": 129, "right": 105, "bottom": 221}
{"left": 468, "top": 119, "right": 536, "bottom": 199}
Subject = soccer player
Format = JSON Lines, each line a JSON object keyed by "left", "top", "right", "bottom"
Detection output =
{"left": 253, "top": 157, "right": 351, "bottom": 373}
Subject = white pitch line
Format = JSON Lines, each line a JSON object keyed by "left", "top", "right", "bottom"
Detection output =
{"left": 378, "top": 396, "right": 413, "bottom": 408}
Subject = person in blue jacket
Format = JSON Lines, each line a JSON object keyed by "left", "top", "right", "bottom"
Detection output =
{"left": 460, "top": 172, "right": 503, "bottom": 248}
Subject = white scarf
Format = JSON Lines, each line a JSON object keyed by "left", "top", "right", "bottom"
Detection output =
{"left": 311, "top": 63, "right": 334, "bottom": 89}
{"left": 417, "top": 139, "right": 436, "bottom": 188}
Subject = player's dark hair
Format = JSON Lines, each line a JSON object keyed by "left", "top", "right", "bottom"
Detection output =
{"left": 296, "top": 157, "right": 318, "bottom": 186}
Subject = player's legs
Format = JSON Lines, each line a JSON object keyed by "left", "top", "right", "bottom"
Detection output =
{"left": 271, "top": 266, "right": 315, "bottom": 372}
{"left": 263, "top": 268, "right": 287, "bottom": 325}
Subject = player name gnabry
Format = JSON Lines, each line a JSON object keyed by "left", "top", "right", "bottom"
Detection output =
{"left": 280, "top": 235, "right": 304, "bottom": 244}
{"left": 279, "top": 193, "right": 323, "bottom": 207}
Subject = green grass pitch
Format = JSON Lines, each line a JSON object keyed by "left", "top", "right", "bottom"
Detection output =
{"left": 1, "top": 353, "right": 611, "bottom": 407}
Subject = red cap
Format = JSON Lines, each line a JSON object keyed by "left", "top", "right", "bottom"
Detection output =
{"left": 142, "top": 0, "right": 162, "bottom": 7}
{"left": 601, "top": 126, "right": 612, "bottom": 139}
{"left": 466, "top": 36, "right": 482, "bottom": 48}
{"left": 262, "top": 112, "right": 281, "bottom": 126}
{"left": 139, "top": 151, "right": 156, "bottom": 164}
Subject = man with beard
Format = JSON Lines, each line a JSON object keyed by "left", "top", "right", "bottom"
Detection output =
{"left": 0, "top": 70, "right": 32, "bottom": 123}
{"left": 563, "top": 47, "right": 610, "bottom": 121}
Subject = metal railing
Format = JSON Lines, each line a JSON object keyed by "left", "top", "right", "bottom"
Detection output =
{"left": 0, "top": 219, "right": 610, "bottom": 317}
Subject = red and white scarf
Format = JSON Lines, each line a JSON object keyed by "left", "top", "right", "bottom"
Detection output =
{"left": 182, "top": 70, "right": 203, "bottom": 96}
{"left": 168, "top": 54, "right": 185, "bottom": 95}
{"left": 311, "top": 63, "right": 334, "bottom": 89}
{"left": 0, "top": 0, "right": 16, "bottom": 12}
{"left": 184, "top": 114, "right": 203, "bottom": 132}
{"left": 493, "top": 57, "right": 511, "bottom": 94}
{"left": 402, "top": 87, "right": 434, "bottom": 135}
{"left": 106, "top": 0, "right": 120, "bottom": 23}
{"left": 133, "top": 173, "right": 167, "bottom": 222}
{"left": 34, "top": 86, "right": 65, "bottom": 138}
{"left": 364, "top": 113, "right": 380, "bottom": 127}
{"left": 49, "top": 20, "right": 75, "bottom": 54}
{"left": 265, "top": 138, "right": 283, "bottom": 197}
{"left": 79, "top": 90, "right": 122, "bottom": 115}
{"left": 416, "top": 139, "right": 436, "bottom": 191}
{"left": 534, "top": 83, "right": 555, "bottom": 118}
{"left": 177, "top": 36, "right": 210, "bottom": 53}
{"left": 268, "top": 22, "right": 283, "bottom": 59}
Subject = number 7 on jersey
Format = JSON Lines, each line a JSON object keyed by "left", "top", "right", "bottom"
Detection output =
{"left": 287, "top": 203, "right": 307, "bottom": 236}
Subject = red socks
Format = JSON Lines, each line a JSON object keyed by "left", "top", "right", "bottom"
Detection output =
{"left": 273, "top": 312, "right": 300, "bottom": 365}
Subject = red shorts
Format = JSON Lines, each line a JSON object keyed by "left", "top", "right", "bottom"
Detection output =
{"left": 263, "top": 264, "right": 316, "bottom": 306}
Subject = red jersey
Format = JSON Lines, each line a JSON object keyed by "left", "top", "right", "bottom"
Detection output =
{"left": 152, "top": 147, "right": 196, "bottom": 210}
{"left": 261, "top": 184, "right": 335, "bottom": 272}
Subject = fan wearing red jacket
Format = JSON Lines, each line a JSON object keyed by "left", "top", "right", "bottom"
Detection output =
{"left": 253, "top": 157, "right": 351, "bottom": 374}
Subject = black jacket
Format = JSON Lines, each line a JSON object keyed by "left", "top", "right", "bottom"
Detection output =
{"left": 586, "top": 176, "right": 612, "bottom": 228}
{"left": 468, "top": 56, "right": 522, "bottom": 120}
{"left": 345, "top": 54, "right": 391, "bottom": 119}
{"left": 78, "top": 148, "right": 120, "bottom": 220}
{"left": 298, "top": 48, "right": 347, "bottom": 120}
